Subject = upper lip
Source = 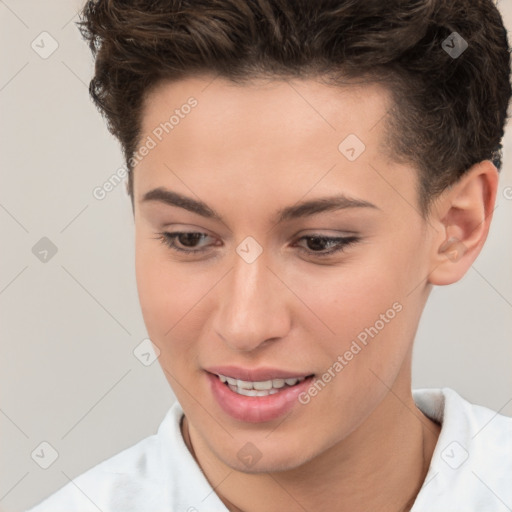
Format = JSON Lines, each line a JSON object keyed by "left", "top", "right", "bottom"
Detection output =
{"left": 205, "top": 365, "right": 314, "bottom": 382}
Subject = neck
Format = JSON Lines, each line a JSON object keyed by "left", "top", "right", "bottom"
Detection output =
{"left": 181, "top": 380, "right": 440, "bottom": 512}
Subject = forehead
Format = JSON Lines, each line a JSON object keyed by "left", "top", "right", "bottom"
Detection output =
{"left": 135, "top": 75, "right": 416, "bottom": 219}
{"left": 140, "top": 75, "right": 392, "bottom": 151}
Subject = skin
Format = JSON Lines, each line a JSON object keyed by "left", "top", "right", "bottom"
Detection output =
{"left": 132, "top": 75, "right": 497, "bottom": 512}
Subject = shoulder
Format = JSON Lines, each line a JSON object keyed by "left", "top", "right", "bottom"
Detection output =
{"left": 26, "top": 401, "right": 230, "bottom": 512}
{"left": 25, "top": 404, "right": 180, "bottom": 512}
{"left": 412, "top": 387, "right": 512, "bottom": 512}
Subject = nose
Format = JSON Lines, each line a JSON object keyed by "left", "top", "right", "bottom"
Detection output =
{"left": 212, "top": 253, "right": 292, "bottom": 352}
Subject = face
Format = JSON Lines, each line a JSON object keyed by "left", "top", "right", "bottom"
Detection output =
{"left": 133, "top": 75, "right": 434, "bottom": 473}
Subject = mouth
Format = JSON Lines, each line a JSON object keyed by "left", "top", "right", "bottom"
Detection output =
{"left": 213, "top": 372, "right": 316, "bottom": 397}
{"left": 204, "top": 365, "right": 317, "bottom": 422}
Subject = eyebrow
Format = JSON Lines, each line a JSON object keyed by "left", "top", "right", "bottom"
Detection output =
{"left": 141, "top": 187, "right": 379, "bottom": 223}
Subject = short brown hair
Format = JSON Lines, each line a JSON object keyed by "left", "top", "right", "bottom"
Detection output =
{"left": 78, "top": 0, "right": 511, "bottom": 215}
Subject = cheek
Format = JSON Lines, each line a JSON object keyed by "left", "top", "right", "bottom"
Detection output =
{"left": 135, "top": 237, "right": 222, "bottom": 370}
{"left": 292, "top": 244, "right": 420, "bottom": 372}
{"left": 290, "top": 261, "right": 403, "bottom": 336}
{"left": 135, "top": 240, "right": 196, "bottom": 343}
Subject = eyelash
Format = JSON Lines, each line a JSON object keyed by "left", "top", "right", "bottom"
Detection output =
{"left": 154, "top": 231, "right": 360, "bottom": 258}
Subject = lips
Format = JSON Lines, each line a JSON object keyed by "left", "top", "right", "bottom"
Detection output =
{"left": 206, "top": 371, "right": 315, "bottom": 423}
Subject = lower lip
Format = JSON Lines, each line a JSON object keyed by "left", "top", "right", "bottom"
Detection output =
{"left": 206, "top": 371, "right": 315, "bottom": 423}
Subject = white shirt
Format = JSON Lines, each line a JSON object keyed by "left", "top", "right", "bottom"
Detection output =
{"left": 26, "top": 388, "right": 512, "bottom": 512}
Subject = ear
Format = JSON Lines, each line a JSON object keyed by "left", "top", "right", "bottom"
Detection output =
{"left": 427, "top": 160, "right": 498, "bottom": 286}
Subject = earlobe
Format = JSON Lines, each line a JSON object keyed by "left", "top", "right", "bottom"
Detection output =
{"left": 427, "top": 160, "right": 498, "bottom": 286}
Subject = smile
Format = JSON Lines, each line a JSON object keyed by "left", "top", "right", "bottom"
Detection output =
{"left": 216, "top": 373, "right": 309, "bottom": 396}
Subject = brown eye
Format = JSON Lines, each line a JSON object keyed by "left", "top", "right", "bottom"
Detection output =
{"left": 295, "top": 235, "right": 360, "bottom": 257}
{"left": 156, "top": 232, "right": 213, "bottom": 253}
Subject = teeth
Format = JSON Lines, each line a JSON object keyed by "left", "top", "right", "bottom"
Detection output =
{"left": 216, "top": 373, "right": 308, "bottom": 396}
{"left": 253, "top": 380, "right": 273, "bottom": 390}
{"left": 236, "top": 379, "right": 253, "bottom": 389}
{"left": 227, "top": 384, "right": 280, "bottom": 396}
{"left": 233, "top": 386, "right": 256, "bottom": 396}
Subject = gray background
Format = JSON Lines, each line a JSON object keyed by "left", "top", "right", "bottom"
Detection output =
{"left": 1, "top": 1, "right": 511, "bottom": 511}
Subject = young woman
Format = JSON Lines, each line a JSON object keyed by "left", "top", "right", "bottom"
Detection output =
{"left": 27, "top": 0, "right": 512, "bottom": 511}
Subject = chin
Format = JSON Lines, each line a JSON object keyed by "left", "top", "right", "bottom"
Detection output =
{"left": 219, "top": 443, "right": 318, "bottom": 474}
